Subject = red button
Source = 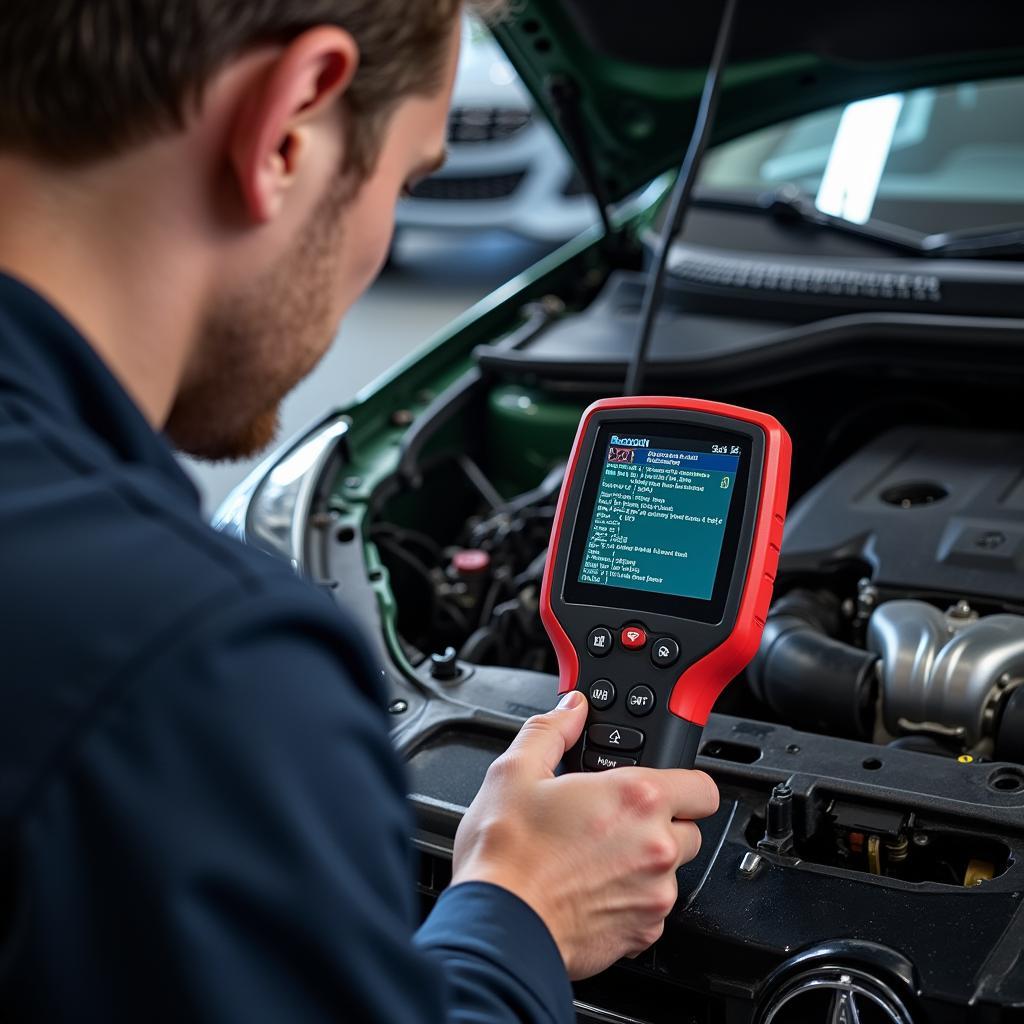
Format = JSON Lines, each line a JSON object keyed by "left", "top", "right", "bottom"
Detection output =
{"left": 620, "top": 625, "right": 647, "bottom": 650}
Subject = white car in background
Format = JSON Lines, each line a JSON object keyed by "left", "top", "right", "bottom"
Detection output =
{"left": 395, "top": 18, "right": 598, "bottom": 243}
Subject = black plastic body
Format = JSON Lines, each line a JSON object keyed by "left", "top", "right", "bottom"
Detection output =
{"left": 401, "top": 660, "right": 1024, "bottom": 1024}
{"left": 547, "top": 407, "right": 765, "bottom": 772}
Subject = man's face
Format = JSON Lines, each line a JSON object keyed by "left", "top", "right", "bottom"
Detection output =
{"left": 166, "top": 22, "right": 460, "bottom": 462}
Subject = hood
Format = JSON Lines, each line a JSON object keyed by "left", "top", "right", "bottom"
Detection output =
{"left": 491, "top": 0, "right": 1024, "bottom": 203}
{"left": 454, "top": 15, "right": 533, "bottom": 108}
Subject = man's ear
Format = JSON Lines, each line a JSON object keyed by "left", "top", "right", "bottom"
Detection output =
{"left": 229, "top": 26, "right": 359, "bottom": 224}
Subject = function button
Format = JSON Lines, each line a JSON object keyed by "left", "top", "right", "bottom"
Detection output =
{"left": 587, "top": 627, "right": 613, "bottom": 657}
{"left": 588, "top": 724, "right": 645, "bottom": 751}
{"left": 587, "top": 679, "right": 616, "bottom": 710}
{"left": 626, "top": 685, "right": 656, "bottom": 717}
{"left": 651, "top": 637, "right": 680, "bottom": 668}
{"left": 620, "top": 625, "right": 648, "bottom": 650}
{"left": 583, "top": 749, "right": 638, "bottom": 772}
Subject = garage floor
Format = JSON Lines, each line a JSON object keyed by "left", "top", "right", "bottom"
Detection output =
{"left": 182, "top": 231, "right": 556, "bottom": 515}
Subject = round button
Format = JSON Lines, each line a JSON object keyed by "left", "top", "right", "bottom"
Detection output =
{"left": 626, "top": 685, "right": 656, "bottom": 717}
{"left": 651, "top": 637, "right": 680, "bottom": 668}
{"left": 587, "top": 679, "right": 616, "bottom": 710}
{"left": 587, "top": 627, "right": 613, "bottom": 657}
{"left": 620, "top": 625, "right": 648, "bottom": 650}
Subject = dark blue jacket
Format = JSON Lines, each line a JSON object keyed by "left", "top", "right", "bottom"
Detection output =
{"left": 0, "top": 272, "right": 574, "bottom": 1023}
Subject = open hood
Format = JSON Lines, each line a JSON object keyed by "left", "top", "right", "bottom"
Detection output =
{"left": 492, "top": 0, "right": 1024, "bottom": 204}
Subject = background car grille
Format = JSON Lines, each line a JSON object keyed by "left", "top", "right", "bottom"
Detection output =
{"left": 447, "top": 107, "right": 532, "bottom": 144}
{"left": 409, "top": 171, "right": 527, "bottom": 201}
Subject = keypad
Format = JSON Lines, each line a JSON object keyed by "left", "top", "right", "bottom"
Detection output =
{"left": 578, "top": 622, "right": 678, "bottom": 769}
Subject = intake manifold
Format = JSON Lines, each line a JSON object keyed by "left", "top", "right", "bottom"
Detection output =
{"left": 867, "top": 600, "right": 1024, "bottom": 747}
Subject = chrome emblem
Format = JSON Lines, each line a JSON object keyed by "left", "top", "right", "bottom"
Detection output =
{"left": 759, "top": 967, "right": 913, "bottom": 1024}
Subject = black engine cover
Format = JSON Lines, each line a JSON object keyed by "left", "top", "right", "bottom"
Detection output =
{"left": 781, "top": 426, "right": 1024, "bottom": 606}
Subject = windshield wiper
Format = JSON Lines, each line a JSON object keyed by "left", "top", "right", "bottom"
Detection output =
{"left": 692, "top": 184, "right": 924, "bottom": 254}
{"left": 692, "top": 185, "right": 1024, "bottom": 260}
{"left": 921, "top": 222, "right": 1024, "bottom": 258}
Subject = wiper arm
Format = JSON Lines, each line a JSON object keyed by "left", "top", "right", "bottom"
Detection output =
{"left": 921, "top": 222, "right": 1024, "bottom": 258}
{"left": 692, "top": 184, "right": 925, "bottom": 255}
{"left": 693, "top": 186, "right": 1024, "bottom": 260}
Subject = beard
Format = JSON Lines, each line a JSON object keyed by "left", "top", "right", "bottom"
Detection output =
{"left": 166, "top": 174, "right": 354, "bottom": 462}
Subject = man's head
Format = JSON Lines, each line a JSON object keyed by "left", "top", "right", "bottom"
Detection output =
{"left": 0, "top": 1, "right": 501, "bottom": 459}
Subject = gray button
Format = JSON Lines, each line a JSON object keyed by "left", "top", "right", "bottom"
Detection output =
{"left": 587, "top": 679, "right": 616, "bottom": 710}
{"left": 626, "top": 685, "right": 656, "bottom": 717}
{"left": 587, "top": 627, "right": 613, "bottom": 657}
{"left": 651, "top": 637, "right": 680, "bottom": 668}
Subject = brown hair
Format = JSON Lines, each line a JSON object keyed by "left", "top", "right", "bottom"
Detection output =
{"left": 0, "top": 0, "right": 505, "bottom": 173}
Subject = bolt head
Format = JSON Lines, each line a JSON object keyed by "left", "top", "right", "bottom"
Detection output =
{"left": 739, "top": 851, "right": 763, "bottom": 878}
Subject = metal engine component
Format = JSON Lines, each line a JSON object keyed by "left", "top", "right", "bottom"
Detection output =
{"left": 867, "top": 600, "right": 1024, "bottom": 746}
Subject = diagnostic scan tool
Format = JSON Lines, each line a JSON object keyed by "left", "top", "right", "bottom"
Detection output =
{"left": 541, "top": 397, "right": 791, "bottom": 771}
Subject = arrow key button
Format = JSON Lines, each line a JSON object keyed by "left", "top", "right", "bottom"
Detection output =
{"left": 587, "top": 724, "right": 645, "bottom": 751}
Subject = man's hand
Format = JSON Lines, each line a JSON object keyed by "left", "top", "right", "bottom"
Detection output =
{"left": 451, "top": 690, "right": 720, "bottom": 980}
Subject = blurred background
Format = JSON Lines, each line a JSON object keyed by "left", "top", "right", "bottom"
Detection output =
{"left": 182, "top": 17, "right": 597, "bottom": 514}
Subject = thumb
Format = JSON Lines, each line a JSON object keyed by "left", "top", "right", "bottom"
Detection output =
{"left": 506, "top": 691, "right": 588, "bottom": 777}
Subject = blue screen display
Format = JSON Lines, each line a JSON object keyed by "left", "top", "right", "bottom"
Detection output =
{"left": 578, "top": 434, "right": 741, "bottom": 601}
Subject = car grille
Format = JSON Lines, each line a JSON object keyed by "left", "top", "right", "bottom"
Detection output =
{"left": 409, "top": 171, "right": 527, "bottom": 201}
{"left": 447, "top": 106, "right": 532, "bottom": 144}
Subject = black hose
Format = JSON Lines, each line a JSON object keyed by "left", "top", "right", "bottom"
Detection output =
{"left": 749, "top": 590, "right": 879, "bottom": 740}
{"left": 624, "top": 0, "right": 739, "bottom": 396}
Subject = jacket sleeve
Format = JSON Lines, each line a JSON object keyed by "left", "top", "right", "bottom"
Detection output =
{"left": 9, "top": 584, "right": 574, "bottom": 1024}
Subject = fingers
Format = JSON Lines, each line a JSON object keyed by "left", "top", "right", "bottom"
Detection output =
{"left": 660, "top": 769, "right": 720, "bottom": 821}
{"left": 610, "top": 767, "right": 719, "bottom": 823}
{"left": 671, "top": 819, "right": 703, "bottom": 867}
{"left": 501, "top": 690, "right": 588, "bottom": 777}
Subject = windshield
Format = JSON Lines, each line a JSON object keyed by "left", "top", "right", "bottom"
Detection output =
{"left": 700, "top": 76, "right": 1024, "bottom": 237}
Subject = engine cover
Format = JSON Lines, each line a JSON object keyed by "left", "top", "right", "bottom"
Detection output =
{"left": 782, "top": 426, "right": 1024, "bottom": 606}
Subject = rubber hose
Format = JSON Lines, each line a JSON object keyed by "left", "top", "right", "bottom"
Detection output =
{"left": 749, "top": 590, "right": 879, "bottom": 740}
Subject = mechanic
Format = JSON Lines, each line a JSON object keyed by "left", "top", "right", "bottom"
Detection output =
{"left": 0, "top": 2, "right": 719, "bottom": 1021}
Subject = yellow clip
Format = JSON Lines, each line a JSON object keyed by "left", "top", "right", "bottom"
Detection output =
{"left": 957, "top": 755, "right": 974, "bottom": 764}
{"left": 964, "top": 859, "right": 994, "bottom": 887}
{"left": 867, "top": 835, "right": 882, "bottom": 875}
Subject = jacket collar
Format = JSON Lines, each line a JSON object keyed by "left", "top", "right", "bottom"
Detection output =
{"left": 0, "top": 271, "right": 200, "bottom": 508}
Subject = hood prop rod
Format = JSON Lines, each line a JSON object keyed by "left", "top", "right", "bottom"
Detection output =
{"left": 625, "top": 0, "right": 739, "bottom": 396}
{"left": 546, "top": 74, "right": 619, "bottom": 254}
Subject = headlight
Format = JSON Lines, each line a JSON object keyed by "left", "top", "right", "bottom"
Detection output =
{"left": 211, "top": 416, "right": 350, "bottom": 568}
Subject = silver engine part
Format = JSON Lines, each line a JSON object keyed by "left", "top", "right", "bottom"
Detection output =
{"left": 867, "top": 600, "right": 1024, "bottom": 747}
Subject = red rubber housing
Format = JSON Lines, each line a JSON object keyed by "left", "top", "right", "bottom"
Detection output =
{"left": 540, "top": 396, "right": 791, "bottom": 726}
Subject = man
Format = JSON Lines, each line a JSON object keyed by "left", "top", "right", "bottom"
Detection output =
{"left": 0, "top": 2, "right": 719, "bottom": 1021}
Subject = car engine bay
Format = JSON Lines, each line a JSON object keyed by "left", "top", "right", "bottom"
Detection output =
{"left": 305, "top": 259, "right": 1024, "bottom": 1022}
{"left": 382, "top": 422, "right": 1024, "bottom": 767}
